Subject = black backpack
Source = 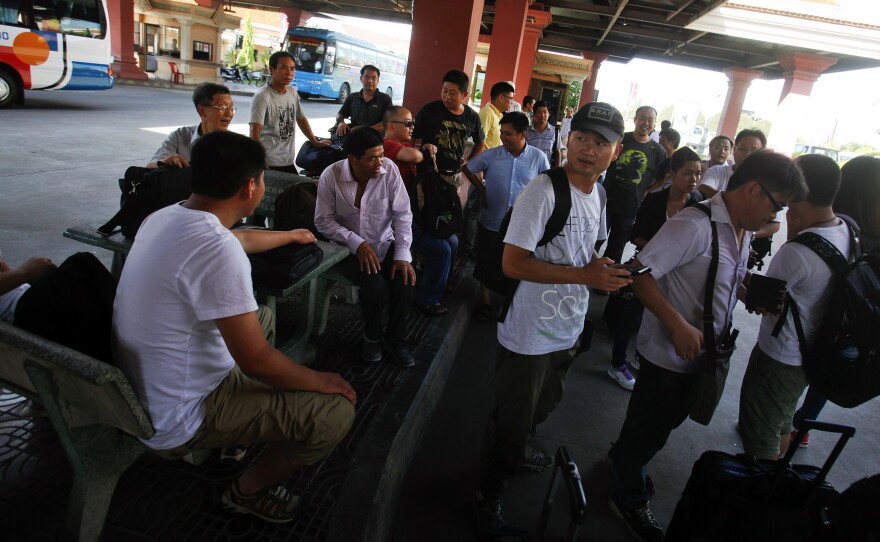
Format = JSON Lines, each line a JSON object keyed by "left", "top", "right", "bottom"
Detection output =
{"left": 99, "top": 164, "right": 192, "bottom": 239}
{"left": 13, "top": 253, "right": 117, "bottom": 363}
{"left": 773, "top": 215, "right": 880, "bottom": 408}
{"left": 496, "top": 167, "right": 607, "bottom": 323}
{"left": 295, "top": 141, "right": 346, "bottom": 177}
{"left": 415, "top": 163, "right": 463, "bottom": 240}
{"left": 273, "top": 181, "right": 327, "bottom": 240}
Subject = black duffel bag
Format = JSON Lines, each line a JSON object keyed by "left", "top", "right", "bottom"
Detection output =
{"left": 248, "top": 242, "right": 324, "bottom": 290}
{"left": 98, "top": 164, "right": 192, "bottom": 239}
{"left": 295, "top": 141, "right": 346, "bottom": 177}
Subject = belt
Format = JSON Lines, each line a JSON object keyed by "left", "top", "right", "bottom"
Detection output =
{"left": 438, "top": 169, "right": 461, "bottom": 176}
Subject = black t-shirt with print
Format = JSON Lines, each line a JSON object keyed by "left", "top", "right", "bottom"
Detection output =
{"left": 603, "top": 132, "right": 667, "bottom": 217}
{"left": 413, "top": 100, "right": 485, "bottom": 173}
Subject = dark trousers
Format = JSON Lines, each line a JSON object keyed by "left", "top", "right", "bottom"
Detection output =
{"left": 608, "top": 355, "right": 697, "bottom": 509}
{"left": 481, "top": 346, "right": 573, "bottom": 500}
{"left": 600, "top": 211, "right": 636, "bottom": 264}
{"left": 793, "top": 385, "right": 828, "bottom": 430}
{"left": 334, "top": 246, "right": 414, "bottom": 345}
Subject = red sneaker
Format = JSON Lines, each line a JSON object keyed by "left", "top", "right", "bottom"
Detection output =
{"left": 790, "top": 430, "right": 810, "bottom": 448}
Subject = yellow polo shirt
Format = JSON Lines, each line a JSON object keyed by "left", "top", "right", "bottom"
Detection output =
{"left": 478, "top": 102, "right": 503, "bottom": 149}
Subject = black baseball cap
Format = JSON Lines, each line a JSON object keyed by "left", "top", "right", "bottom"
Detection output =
{"left": 570, "top": 102, "right": 625, "bottom": 142}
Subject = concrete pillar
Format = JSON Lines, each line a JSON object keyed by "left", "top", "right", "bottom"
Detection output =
{"left": 770, "top": 52, "right": 838, "bottom": 155}
{"left": 179, "top": 22, "right": 192, "bottom": 76}
{"left": 579, "top": 51, "right": 608, "bottom": 108}
{"left": 514, "top": 9, "right": 552, "bottom": 102}
{"left": 281, "top": 8, "right": 312, "bottom": 29}
{"left": 107, "top": 0, "right": 147, "bottom": 80}
{"left": 716, "top": 67, "right": 763, "bottom": 138}
{"left": 404, "top": 0, "right": 485, "bottom": 113}
{"left": 480, "top": 0, "right": 529, "bottom": 107}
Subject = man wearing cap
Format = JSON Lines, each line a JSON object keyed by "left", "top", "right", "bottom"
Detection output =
{"left": 475, "top": 103, "right": 632, "bottom": 538}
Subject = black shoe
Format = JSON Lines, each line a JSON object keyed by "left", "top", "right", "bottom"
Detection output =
{"left": 361, "top": 338, "right": 382, "bottom": 362}
{"left": 387, "top": 342, "right": 415, "bottom": 368}
{"left": 608, "top": 494, "right": 664, "bottom": 542}
{"left": 473, "top": 493, "right": 504, "bottom": 539}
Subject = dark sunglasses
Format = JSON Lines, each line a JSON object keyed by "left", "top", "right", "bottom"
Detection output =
{"left": 391, "top": 120, "right": 416, "bottom": 128}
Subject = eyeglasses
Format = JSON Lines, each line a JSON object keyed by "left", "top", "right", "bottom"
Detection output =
{"left": 500, "top": 94, "right": 514, "bottom": 101}
{"left": 210, "top": 105, "right": 236, "bottom": 114}
{"left": 391, "top": 120, "right": 415, "bottom": 128}
{"left": 756, "top": 181, "right": 785, "bottom": 213}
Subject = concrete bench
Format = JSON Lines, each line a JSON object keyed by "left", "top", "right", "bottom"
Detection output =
{"left": 0, "top": 321, "right": 158, "bottom": 542}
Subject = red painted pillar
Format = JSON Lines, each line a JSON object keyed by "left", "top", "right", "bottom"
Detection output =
{"left": 480, "top": 0, "right": 529, "bottom": 107}
{"left": 579, "top": 51, "right": 608, "bottom": 108}
{"left": 514, "top": 9, "right": 552, "bottom": 101}
{"left": 280, "top": 7, "right": 313, "bottom": 29}
{"left": 108, "top": 0, "right": 147, "bottom": 80}
{"left": 404, "top": 0, "right": 485, "bottom": 113}
{"left": 716, "top": 67, "right": 763, "bottom": 138}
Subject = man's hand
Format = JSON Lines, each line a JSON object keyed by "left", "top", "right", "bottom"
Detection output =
{"left": 356, "top": 242, "right": 381, "bottom": 274}
{"left": 313, "top": 138, "right": 332, "bottom": 148}
{"left": 390, "top": 260, "right": 416, "bottom": 286}
{"left": 160, "top": 155, "right": 189, "bottom": 168}
{"left": 318, "top": 372, "right": 357, "bottom": 405}
{"left": 290, "top": 229, "right": 316, "bottom": 244}
{"left": 670, "top": 318, "right": 704, "bottom": 361}
{"left": 335, "top": 123, "right": 350, "bottom": 137}
{"left": 19, "top": 257, "right": 56, "bottom": 281}
{"left": 581, "top": 257, "right": 632, "bottom": 291}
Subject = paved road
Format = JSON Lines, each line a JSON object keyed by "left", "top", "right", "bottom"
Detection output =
{"left": 1, "top": 84, "right": 340, "bottom": 266}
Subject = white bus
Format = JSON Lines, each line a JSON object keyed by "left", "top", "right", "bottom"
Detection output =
{"left": 0, "top": 0, "right": 114, "bottom": 107}
{"left": 286, "top": 26, "right": 406, "bottom": 103}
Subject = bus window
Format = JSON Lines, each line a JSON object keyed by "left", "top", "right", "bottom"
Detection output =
{"left": 32, "top": 0, "right": 104, "bottom": 38}
{"left": 350, "top": 45, "right": 365, "bottom": 67}
{"left": 336, "top": 42, "right": 353, "bottom": 67}
{"left": 0, "top": 2, "right": 27, "bottom": 27}
{"left": 288, "top": 36, "right": 325, "bottom": 73}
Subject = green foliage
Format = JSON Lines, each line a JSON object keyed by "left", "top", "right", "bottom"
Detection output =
{"left": 565, "top": 80, "right": 582, "bottom": 109}
{"left": 258, "top": 48, "right": 272, "bottom": 70}
{"left": 224, "top": 47, "right": 237, "bottom": 66}
{"left": 236, "top": 14, "right": 255, "bottom": 70}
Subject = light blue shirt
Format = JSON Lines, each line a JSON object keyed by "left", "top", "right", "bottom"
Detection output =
{"left": 465, "top": 144, "right": 550, "bottom": 231}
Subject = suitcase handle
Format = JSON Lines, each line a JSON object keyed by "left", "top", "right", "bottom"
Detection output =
{"left": 767, "top": 419, "right": 856, "bottom": 504}
{"left": 537, "top": 446, "right": 587, "bottom": 541}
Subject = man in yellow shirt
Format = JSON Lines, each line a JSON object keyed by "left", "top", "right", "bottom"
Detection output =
{"left": 478, "top": 82, "right": 515, "bottom": 149}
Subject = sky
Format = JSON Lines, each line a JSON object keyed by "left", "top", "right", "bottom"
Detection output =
{"left": 316, "top": 15, "right": 880, "bottom": 149}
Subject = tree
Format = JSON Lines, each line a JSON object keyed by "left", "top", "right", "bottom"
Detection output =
{"left": 565, "top": 80, "right": 582, "bottom": 109}
{"left": 236, "top": 14, "right": 255, "bottom": 70}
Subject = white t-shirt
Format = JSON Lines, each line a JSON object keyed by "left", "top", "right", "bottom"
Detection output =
{"left": 250, "top": 85, "right": 305, "bottom": 167}
{"left": 0, "top": 284, "right": 28, "bottom": 323}
{"left": 757, "top": 221, "right": 852, "bottom": 365}
{"left": 498, "top": 174, "right": 607, "bottom": 355}
{"left": 701, "top": 163, "right": 734, "bottom": 192}
{"left": 636, "top": 193, "right": 751, "bottom": 373}
{"left": 112, "top": 204, "right": 258, "bottom": 450}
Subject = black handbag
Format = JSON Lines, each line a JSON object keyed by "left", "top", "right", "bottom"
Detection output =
{"left": 98, "top": 164, "right": 192, "bottom": 238}
{"left": 248, "top": 242, "right": 324, "bottom": 290}
{"left": 294, "top": 141, "right": 345, "bottom": 177}
{"left": 688, "top": 204, "right": 739, "bottom": 426}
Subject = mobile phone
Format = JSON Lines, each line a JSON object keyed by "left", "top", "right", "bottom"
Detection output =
{"left": 608, "top": 264, "right": 651, "bottom": 275}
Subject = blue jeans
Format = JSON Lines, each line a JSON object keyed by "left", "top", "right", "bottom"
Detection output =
{"left": 412, "top": 222, "right": 458, "bottom": 306}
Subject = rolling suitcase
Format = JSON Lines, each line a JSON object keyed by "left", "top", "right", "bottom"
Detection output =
{"left": 535, "top": 446, "right": 588, "bottom": 542}
{"left": 665, "top": 420, "right": 855, "bottom": 542}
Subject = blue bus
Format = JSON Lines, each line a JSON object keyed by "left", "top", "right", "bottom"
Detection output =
{"left": 0, "top": 0, "right": 114, "bottom": 107}
{"left": 285, "top": 26, "right": 406, "bottom": 103}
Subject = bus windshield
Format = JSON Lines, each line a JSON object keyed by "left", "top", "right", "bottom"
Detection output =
{"left": 289, "top": 35, "right": 326, "bottom": 74}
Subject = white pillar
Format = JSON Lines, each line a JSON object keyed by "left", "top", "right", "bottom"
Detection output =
{"left": 179, "top": 22, "right": 192, "bottom": 75}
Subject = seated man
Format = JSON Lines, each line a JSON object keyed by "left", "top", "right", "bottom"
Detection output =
{"left": 0, "top": 251, "right": 55, "bottom": 324}
{"left": 335, "top": 64, "right": 393, "bottom": 139}
{"left": 113, "top": 131, "right": 356, "bottom": 524}
{"left": 315, "top": 127, "right": 417, "bottom": 367}
{"left": 148, "top": 83, "right": 235, "bottom": 168}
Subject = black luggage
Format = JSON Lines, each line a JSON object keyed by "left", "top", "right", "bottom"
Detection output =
{"left": 665, "top": 420, "right": 855, "bottom": 542}
{"left": 535, "top": 447, "right": 588, "bottom": 542}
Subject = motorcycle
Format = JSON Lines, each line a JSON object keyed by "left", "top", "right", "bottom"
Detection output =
{"left": 220, "top": 64, "right": 243, "bottom": 84}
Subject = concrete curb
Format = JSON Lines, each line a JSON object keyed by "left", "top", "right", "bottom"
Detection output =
{"left": 327, "top": 267, "right": 479, "bottom": 542}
